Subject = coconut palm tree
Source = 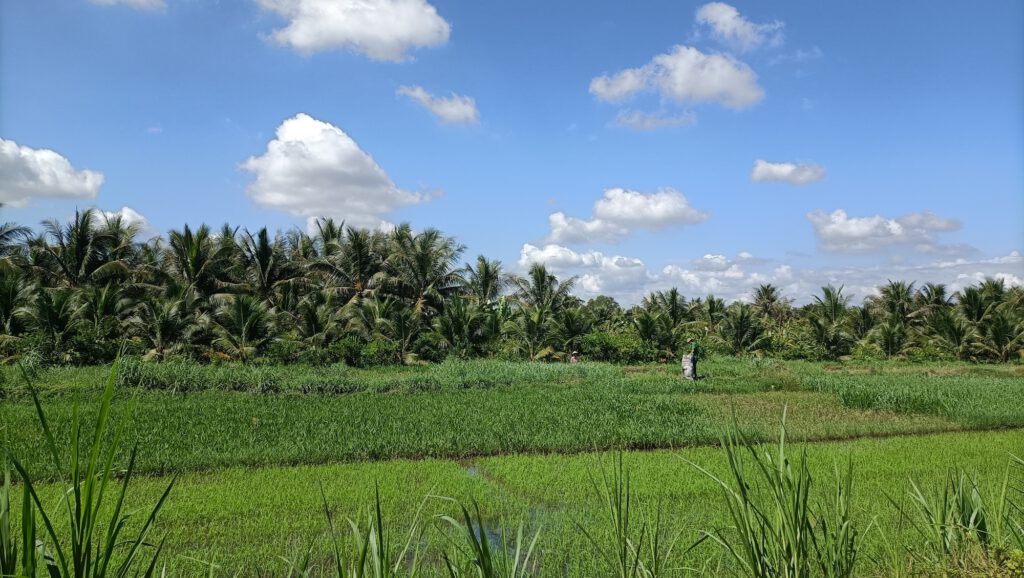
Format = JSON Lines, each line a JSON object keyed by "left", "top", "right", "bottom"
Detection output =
{"left": 698, "top": 294, "right": 727, "bottom": 334}
{"left": 292, "top": 290, "right": 343, "bottom": 350}
{"left": 35, "top": 209, "right": 128, "bottom": 287}
{"left": 512, "top": 263, "right": 576, "bottom": 315}
{"left": 869, "top": 321, "right": 910, "bottom": 358}
{"left": 377, "top": 227, "right": 465, "bottom": 322}
{"left": 127, "top": 297, "right": 202, "bottom": 361}
{"left": 208, "top": 294, "right": 274, "bottom": 363}
{"left": 719, "top": 303, "right": 769, "bottom": 354}
{"left": 977, "top": 311, "right": 1024, "bottom": 362}
{"left": 0, "top": 270, "right": 34, "bottom": 350}
{"left": 237, "top": 227, "right": 302, "bottom": 304}
{"left": 927, "top": 308, "right": 979, "bottom": 361}
{"left": 0, "top": 221, "right": 30, "bottom": 271}
{"left": 551, "top": 308, "right": 593, "bottom": 355}
{"left": 848, "top": 305, "right": 876, "bottom": 341}
{"left": 956, "top": 286, "right": 997, "bottom": 330}
{"left": 506, "top": 306, "right": 554, "bottom": 361}
{"left": 910, "top": 282, "right": 951, "bottom": 326}
{"left": 73, "top": 283, "right": 133, "bottom": 340}
{"left": 462, "top": 255, "right": 507, "bottom": 304}
{"left": 18, "top": 288, "right": 80, "bottom": 360}
{"left": 431, "top": 297, "right": 486, "bottom": 358}
{"left": 643, "top": 288, "right": 688, "bottom": 327}
{"left": 165, "top": 224, "right": 230, "bottom": 297}
{"left": 313, "top": 226, "right": 385, "bottom": 307}
{"left": 808, "top": 285, "right": 853, "bottom": 359}
{"left": 875, "top": 280, "right": 915, "bottom": 324}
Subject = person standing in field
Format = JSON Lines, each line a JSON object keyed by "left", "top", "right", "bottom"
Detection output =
{"left": 686, "top": 337, "right": 701, "bottom": 380}
{"left": 570, "top": 351, "right": 579, "bottom": 364}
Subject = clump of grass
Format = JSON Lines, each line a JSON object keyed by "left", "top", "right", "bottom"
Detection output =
{"left": 687, "top": 412, "right": 861, "bottom": 578}
{"left": 579, "top": 454, "right": 687, "bottom": 578}
{"left": 1, "top": 455, "right": 37, "bottom": 577}
{"left": 321, "top": 484, "right": 426, "bottom": 578}
{"left": 439, "top": 499, "right": 541, "bottom": 578}
{"left": 1, "top": 361, "right": 175, "bottom": 578}
{"left": 892, "top": 456, "right": 1024, "bottom": 574}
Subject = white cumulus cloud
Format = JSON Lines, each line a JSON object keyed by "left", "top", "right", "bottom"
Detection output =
{"left": 256, "top": 0, "right": 450, "bottom": 61}
{"left": 590, "top": 45, "right": 763, "bottom": 109}
{"left": 695, "top": 2, "right": 784, "bottom": 52}
{"left": 546, "top": 188, "right": 709, "bottom": 245}
{"left": 397, "top": 86, "right": 479, "bottom": 125}
{"left": 0, "top": 138, "right": 104, "bottom": 207}
{"left": 241, "top": 113, "right": 426, "bottom": 229}
{"left": 807, "top": 209, "right": 961, "bottom": 253}
{"left": 547, "top": 213, "right": 629, "bottom": 245}
{"left": 612, "top": 110, "right": 696, "bottom": 131}
{"left": 751, "top": 159, "right": 825, "bottom": 186}
{"left": 518, "top": 243, "right": 653, "bottom": 298}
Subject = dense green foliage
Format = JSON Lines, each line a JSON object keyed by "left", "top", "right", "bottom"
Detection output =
{"left": 1, "top": 211, "right": 1022, "bottom": 367}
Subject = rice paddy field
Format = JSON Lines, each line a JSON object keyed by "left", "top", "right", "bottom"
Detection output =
{"left": 2, "top": 357, "right": 1023, "bottom": 576}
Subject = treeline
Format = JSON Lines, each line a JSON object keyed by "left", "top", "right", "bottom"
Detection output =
{"left": 0, "top": 208, "right": 1021, "bottom": 366}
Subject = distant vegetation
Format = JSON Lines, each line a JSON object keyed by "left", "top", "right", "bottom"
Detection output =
{"left": 0, "top": 208, "right": 1021, "bottom": 367}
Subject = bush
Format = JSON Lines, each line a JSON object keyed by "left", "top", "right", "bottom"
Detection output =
{"left": 580, "top": 331, "right": 657, "bottom": 364}
{"left": 359, "top": 336, "right": 401, "bottom": 367}
{"left": 774, "top": 319, "right": 829, "bottom": 361}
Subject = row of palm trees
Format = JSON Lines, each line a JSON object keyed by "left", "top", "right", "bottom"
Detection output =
{"left": 0, "top": 208, "right": 1021, "bottom": 365}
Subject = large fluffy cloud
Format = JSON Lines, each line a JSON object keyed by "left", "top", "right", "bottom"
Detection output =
{"left": 590, "top": 45, "right": 763, "bottom": 109}
{"left": 256, "top": 0, "right": 450, "bottom": 61}
{"left": 397, "top": 86, "right": 479, "bottom": 125}
{"left": 695, "top": 2, "right": 784, "bottom": 52}
{"left": 547, "top": 188, "right": 709, "bottom": 244}
{"left": 0, "top": 138, "right": 103, "bottom": 207}
{"left": 808, "top": 209, "right": 961, "bottom": 253}
{"left": 241, "top": 113, "right": 425, "bottom": 229}
{"left": 751, "top": 159, "right": 825, "bottom": 186}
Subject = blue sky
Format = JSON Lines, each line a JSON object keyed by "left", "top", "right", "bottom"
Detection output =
{"left": 2, "top": 0, "right": 1022, "bottom": 303}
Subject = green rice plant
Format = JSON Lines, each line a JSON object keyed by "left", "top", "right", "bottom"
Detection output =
{"left": 1006, "top": 455, "right": 1024, "bottom": 550}
{"left": 321, "top": 484, "right": 426, "bottom": 578}
{"left": 1, "top": 455, "right": 38, "bottom": 577}
{"left": 687, "top": 413, "right": 860, "bottom": 578}
{"left": 578, "top": 454, "right": 684, "bottom": 578}
{"left": 439, "top": 500, "right": 540, "bottom": 578}
{"left": 2, "top": 361, "right": 175, "bottom": 578}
